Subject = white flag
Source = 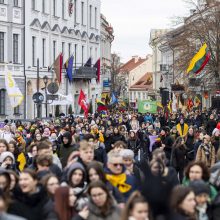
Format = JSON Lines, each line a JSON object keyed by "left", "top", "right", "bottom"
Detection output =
{"left": 5, "top": 72, "right": 24, "bottom": 108}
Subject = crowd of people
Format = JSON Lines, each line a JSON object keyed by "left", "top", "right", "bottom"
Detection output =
{"left": 0, "top": 108, "right": 219, "bottom": 220}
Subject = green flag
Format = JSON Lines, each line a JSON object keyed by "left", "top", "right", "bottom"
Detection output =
{"left": 138, "top": 100, "right": 157, "bottom": 114}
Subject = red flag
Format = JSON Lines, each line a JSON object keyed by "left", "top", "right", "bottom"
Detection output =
{"left": 53, "top": 53, "right": 63, "bottom": 83}
{"left": 78, "top": 89, "right": 89, "bottom": 117}
{"left": 94, "top": 58, "right": 100, "bottom": 83}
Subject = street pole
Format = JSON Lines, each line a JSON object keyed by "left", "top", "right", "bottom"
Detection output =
{"left": 37, "top": 58, "right": 40, "bottom": 118}
{"left": 45, "top": 84, "right": 48, "bottom": 117}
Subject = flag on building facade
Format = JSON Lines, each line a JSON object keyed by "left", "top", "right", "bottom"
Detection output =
{"left": 187, "top": 43, "right": 211, "bottom": 74}
{"left": 110, "top": 92, "right": 118, "bottom": 105}
{"left": 78, "top": 89, "right": 89, "bottom": 117}
{"left": 64, "top": 55, "right": 74, "bottom": 82}
{"left": 84, "top": 57, "right": 92, "bottom": 67}
{"left": 187, "top": 98, "right": 194, "bottom": 110}
{"left": 54, "top": 53, "right": 63, "bottom": 83}
{"left": 94, "top": 58, "right": 100, "bottom": 83}
{"left": 138, "top": 100, "right": 157, "bottom": 114}
{"left": 5, "top": 73, "right": 24, "bottom": 108}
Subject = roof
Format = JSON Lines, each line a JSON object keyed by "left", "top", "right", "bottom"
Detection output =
{"left": 130, "top": 73, "right": 153, "bottom": 91}
{"left": 119, "top": 57, "right": 147, "bottom": 74}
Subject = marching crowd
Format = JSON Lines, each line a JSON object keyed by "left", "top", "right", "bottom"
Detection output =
{"left": 0, "top": 109, "right": 219, "bottom": 220}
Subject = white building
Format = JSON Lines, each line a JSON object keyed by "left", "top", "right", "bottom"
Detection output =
{"left": 25, "top": 0, "right": 101, "bottom": 118}
{"left": 100, "top": 14, "right": 114, "bottom": 98}
{"left": 0, "top": 0, "right": 25, "bottom": 119}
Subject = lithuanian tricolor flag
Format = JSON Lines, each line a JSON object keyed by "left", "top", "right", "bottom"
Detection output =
{"left": 187, "top": 43, "right": 211, "bottom": 74}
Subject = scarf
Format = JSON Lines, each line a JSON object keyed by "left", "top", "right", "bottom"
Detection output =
{"left": 106, "top": 173, "right": 132, "bottom": 193}
{"left": 202, "top": 144, "right": 211, "bottom": 160}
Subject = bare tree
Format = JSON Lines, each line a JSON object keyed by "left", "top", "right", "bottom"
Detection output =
{"left": 167, "top": 0, "right": 220, "bottom": 89}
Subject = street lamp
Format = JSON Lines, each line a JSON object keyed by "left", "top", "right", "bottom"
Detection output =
{"left": 43, "top": 75, "right": 49, "bottom": 117}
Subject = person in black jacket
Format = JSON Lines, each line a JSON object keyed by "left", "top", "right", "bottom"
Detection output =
{"left": 8, "top": 169, "right": 57, "bottom": 220}
{"left": 111, "top": 127, "right": 126, "bottom": 145}
{"left": 171, "top": 137, "right": 187, "bottom": 183}
{"left": 127, "top": 131, "right": 141, "bottom": 158}
{"left": 184, "top": 127, "right": 196, "bottom": 162}
{"left": 206, "top": 114, "right": 217, "bottom": 136}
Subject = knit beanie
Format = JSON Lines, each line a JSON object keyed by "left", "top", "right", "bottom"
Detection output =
{"left": 189, "top": 180, "right": 210, "bottom": 196}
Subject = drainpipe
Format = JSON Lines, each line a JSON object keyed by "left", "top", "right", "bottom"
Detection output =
{"left": 23, "top": 0, "right": 26, "bottom": 119}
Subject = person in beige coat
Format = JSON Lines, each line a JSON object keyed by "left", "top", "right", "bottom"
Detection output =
{"left": 196, "top": 135, "right": 215, "bottom": 168}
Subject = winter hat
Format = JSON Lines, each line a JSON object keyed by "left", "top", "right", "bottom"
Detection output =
{"left": 67, "top": 162, "right": 86, "bottom": 182}
{"left": 0, "top": 151, "right": 15, "bottom": 164}
{"left": 212, "top": 128, "right": 219, "bottom": 136}
{"left": 120, "top": 149, "right": 134, "bottom": 159}
{"left": 189, "top": 180, "right": 210, "bottom": 196}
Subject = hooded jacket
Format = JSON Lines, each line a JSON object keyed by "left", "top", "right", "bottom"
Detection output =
{"left": 59, "top": 131, "right": 75, "bottom": 168}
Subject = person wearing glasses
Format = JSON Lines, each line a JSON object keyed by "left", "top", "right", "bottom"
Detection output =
{"left": 105, "top": 151, "right": 137, "bottom": 200}
{"left": 196, "top": 135, "right": 215, "bottom": 168}
{"left": 87, "top": 180, "right": 121, "bottom": 220}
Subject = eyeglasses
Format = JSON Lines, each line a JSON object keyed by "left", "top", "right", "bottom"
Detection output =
{"left": 112, "top": 163, "right": 123, "bottom": 167}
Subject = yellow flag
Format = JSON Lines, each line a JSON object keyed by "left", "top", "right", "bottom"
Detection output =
{"left": 5, "top": 73, "right": 24, "bottom": 108}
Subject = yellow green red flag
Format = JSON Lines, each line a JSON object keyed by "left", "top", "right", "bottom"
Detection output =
{"left": 187, "top": 43, "right": 211, "bottom": 74}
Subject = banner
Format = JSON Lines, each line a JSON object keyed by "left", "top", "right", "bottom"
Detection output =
{"left": 5, "top": 73, "right": 24, "bottom": 108}
{"left": 138, "top": 100, "right": 157, "bottom": 114}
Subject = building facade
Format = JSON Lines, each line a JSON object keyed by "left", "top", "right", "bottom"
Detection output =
{"left": 0, "top": 0, "right": 25, "bottom": 120}
{"left": 25, "top": 0, "right": 101, "bottom": 118}
{"left": 100, "top": 14, "right": 114, "bottom": 97}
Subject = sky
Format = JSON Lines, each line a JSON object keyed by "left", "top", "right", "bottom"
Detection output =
{"left": 101, "top": 0, "right": 190, "bottom": 62}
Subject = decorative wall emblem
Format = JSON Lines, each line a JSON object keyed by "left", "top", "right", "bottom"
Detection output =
{"left": 68, "top": 0, "right": 73, "bottom": 17}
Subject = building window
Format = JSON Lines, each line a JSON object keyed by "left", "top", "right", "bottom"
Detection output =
{"left": 0, "top": 32, "right": 4, "bottom": 63}
{"left": 90, "top": 47, "right": 92, "bottom": 60}
{"left": 95, "top": 48, "right": 97, "bottom": 61}
{"left": 62, "top": 42, "right": 65, "bottom": 56}
{"left": 62, "top": 0, "right": 65, "bottom": 18}
{"left": 13, "top": 34, "right": 19, "bottom": 64}
{"left": 32, "top": 0, "right": 35, "bottom": 10}
{"left": 53, "top": 0, "right": 56, "bottom": 16}
{"left": 74, "top": 0, "right": 77, "bottom": 25}
{"left": 32, "top": 36, "right": 36, "bottom": 66}
{"left": 130, "top": 92, "right": 133, "bottom": 100}
{"left": 138, "top": 92, "right": 141, "bottom": 99}
{"left": 134, "top": 91, "right": 136, "bottom": 99}
{"left": 95, "top": 7, "right": 97, "bottom": 28}
{"left": 14, "top": 105, "right": 20, "bottom": 115}
{"left": 14, "top": 0, "right": 19, "bottom": 6}
{"left": 0, "top": 89, "right": 6, "bottom": 115}
{"left": 68, "top": 43, "right": 71, "bottom": 57}
{"left": 89, "top": 5, "right": 92, "bottom": 27}
{"left": 42, "top": 0, "right": 45, "bottom": 13}
{"left": 53, "top": 40, "right": 56, "bottom": 61}
{"left": 81, "top": 45, "right": 84, "bottom": 65}
{"left": 42, "top": 38, "right": 46, "bottom": 67}
{"left": 0, "top": 0, "right": 4, "bottom": 4}
{"left": 74, "top": 44, "right": 77, "bottom": 67}
{"left": 81, "top": 1, "right": 84, "bottom": 25}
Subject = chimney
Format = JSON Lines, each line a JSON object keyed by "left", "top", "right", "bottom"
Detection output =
{"left": 132, "top": 55, "right": 139, "bottom": 63}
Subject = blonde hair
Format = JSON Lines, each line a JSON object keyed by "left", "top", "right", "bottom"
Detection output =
{"left": 79, "top": 140, "right": 94, "bottom": 151}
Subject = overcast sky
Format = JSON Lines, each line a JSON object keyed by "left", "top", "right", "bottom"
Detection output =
{"left": 101, "top": 0, "right": 190, "bottom": 62}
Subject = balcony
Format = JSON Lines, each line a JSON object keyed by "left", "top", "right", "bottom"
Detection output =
{"left": 73, "top": 66, "right": 97, "bottom": 79}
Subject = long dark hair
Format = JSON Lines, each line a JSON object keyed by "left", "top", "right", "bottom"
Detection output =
{"left": 54, "top": 186, "right": 75, "bottom": 220}
{"left": 87, "top": 180, "right": 114, "bottom": 216}
{"left": 121, "top": 191, "right": 151, "bottom": 220}
{"left": 170, "top": 185, "right": 196, "bottom": 219}
{"left": 87, "top": 161, "right": 107, "bottom": 183}
{"left": 174, "top": 137, "right": 186, "bottom": 149}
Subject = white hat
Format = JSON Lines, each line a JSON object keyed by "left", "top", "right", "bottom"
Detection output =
{"left": 0, "top": 151, "right": 15, "bottom": 164}
{"left": 212, "top": 128, "right": 219, "bottom": 136}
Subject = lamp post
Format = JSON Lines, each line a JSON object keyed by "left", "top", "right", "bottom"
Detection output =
{"left": 43, "top": 75, "right": 49, "bottom": 117}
